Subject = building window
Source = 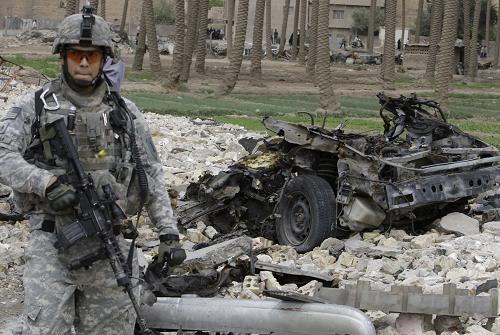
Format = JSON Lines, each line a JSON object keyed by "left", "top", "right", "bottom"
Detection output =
{"left": 333, "top": 10, "right": 344, "bottom": 20}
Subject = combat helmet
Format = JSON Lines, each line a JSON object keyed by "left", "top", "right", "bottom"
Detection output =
{"left": 52, "top": 6, "right": 114, "bottom": 57}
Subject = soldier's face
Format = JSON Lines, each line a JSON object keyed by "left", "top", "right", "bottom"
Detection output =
{"left": 65, "top": 45, "right": 104, "bottom": 83}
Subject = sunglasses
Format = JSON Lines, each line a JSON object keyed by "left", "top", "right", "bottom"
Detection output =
{"left": 65, "top": 48, "right": 103, "bottom": 65}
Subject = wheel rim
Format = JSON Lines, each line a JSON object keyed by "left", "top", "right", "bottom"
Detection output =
{"left": 284, "top": 192, "right": 312, "bottom": 245}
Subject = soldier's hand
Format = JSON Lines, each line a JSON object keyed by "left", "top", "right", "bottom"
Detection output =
{"left": 158, "top": 234, "right": 186, "bottom": 267}
{"left": 45, "top": 178, "right": 78, "bottom": 211}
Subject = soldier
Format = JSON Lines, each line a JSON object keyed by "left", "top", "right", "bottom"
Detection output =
{"left": 0, "top": 7, "right": 184, "bottom": 335}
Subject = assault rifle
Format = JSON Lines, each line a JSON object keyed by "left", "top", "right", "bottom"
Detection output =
{"left": 45, "top": 118, "right": 154, "bottom": 335}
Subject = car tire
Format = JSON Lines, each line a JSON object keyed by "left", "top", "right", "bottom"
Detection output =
{"left": 276, "top": 175, "right": 336, "bottom": 252}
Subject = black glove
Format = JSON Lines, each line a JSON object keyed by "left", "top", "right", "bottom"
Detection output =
{"left": 158, "top": 234, "right": 186, "bottom": 267}
{"left": 45, "top": 178, "right": 78, "bottom": 211}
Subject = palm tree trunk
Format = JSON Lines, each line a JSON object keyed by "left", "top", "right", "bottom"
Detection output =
{"left": 90, "top": 0, "right": 99, "bottom": 12}
{"left": 265, "top": 0, "right": 273, "bottom": 60}
{"left": 132, "top": 0, "right": 147, "bottom": 71}
{"left": 424, "top": 0, "right": 443, "bottom": 81}
{"left": 463, "top": 0, "right": 472, "bottom": 75}
{"left": 250, "top": 0, "right": 266, "bottom": 85}
{"left": 100, "top": 0, "right": 106, "bottom": 19}
{"left": 195, "top": 0, "right": 209, "bottom": 74}
{"left": 144, "top": 0, "right": 161, "bottom": 77}
{"left": 278, "top": 0, "right": 291, "bottom": 55}
{"left": 469, "top": 0, "right": 481, "bottom": 81}
{"left": 221, "top": 0, "right": 249, "bottom": 95}
{"left": 168, "top": 0, "right": 186, "bottom": 85}
{"left": 226, "top": 0, "right": 235, "bottom": 58}
{"left": 317, "top": 0, "right": 341, "bottom": 115}
{"left": 306, "top": 0, "right": 319, "bottom": 77}
{"left": 485, "top": 0, "right": 491, "bottom": 50}
{"left": 119, "top": 0, "right": 129, "bottom": 35}
{"left": 297, "top": 0, "right": 307, "bottom": 64}
{"left": 368, "top": 0, "right": 377, "bottom": 53}
{"left": 494, "top": 0, "right": 500, "bottom": 67}
{"left": 291, "top": 0, "right": 300, "bottom": 58}
{"left": 382, "top": 0, "right": 397, "bottom": 89}
{"left": 181, "top": 0, "right": 200, "bottom": 82}
{"left": 415, "top": 0, "right": 424, "bottom": 43}
{"left": 401, "top": 0, "right": 406, "bottom": 54}
{"left": 65, "top": 0, "right": 77, "bottom": 17}
{"left": 435, "top": 0, "right": 458, "bottom": 114}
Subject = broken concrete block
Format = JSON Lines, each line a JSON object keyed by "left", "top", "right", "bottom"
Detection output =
{"left": 252, "top": 237, "right": 274, "bottom": 250}
{"left": 319, "top": 238, "right": 345, "bottom": 255}
{"left": 203, "top": 226, "right": 218, "bottom": 239}
{"left": 337, "top": 252, "right": 358, "bottom": 267}
{"left": 195, "top": 220, "right": 206, "bottom": 231}
{"left": 363, "top": 231, "right": 380, "bottom": 241}
{"left": 259, "top": 271, "right": 281, "bottom": 290}
{"left": 434, "top": 315, "right": 463, "bottom": 334}
{"left": 377, "top": 326, "right": 399, "bottom": 335}
{"left": 256, "top": 254, "right": 273, "bottom": 263}
{"left": 381, "top": 237, "right": 401, "bottom": 248}
{"left": 445, "top": 268, "right": 469, "bottom": 283}
{"left": 185, "top": 228, "right": 210, "bottom": 243}
{"left": 482, "top": 221, "right": 500, "bottom": 236}
{"left": 464, "top": 325, "right": 495, "bottom": 335}
{"left": 237, "top": 289, "right": 261, "bottom": 300}
{"left": 183, "top": 236, "right": 252, "bottom": 270}
{"left": 344, "top": 239, "right": 374, "bottom": 255}
{"left": 437, "top": 212, "right": 480, "bottom": 236}
{"left": 269, "top": 245, "right": 298, "bottom": 263}
{"left": 310, "top": 249, "right": 335, "bottom": 268}
{"left": 395, "top": 313, "right": 426, "bottom": 334}
{"left": 242, "top": 275, "right": 262, "bottom": 294}
{"left": 389, "top": 229, "right": 411, "bottom": 241}
{"left": 410, "top": 234, "right": 436, "bottom": 249}
{"left": 297, "top": 280, "right": 322, "bottom": 297}
{"left": 381, "top": 260, "right": 404, "bottom": 275}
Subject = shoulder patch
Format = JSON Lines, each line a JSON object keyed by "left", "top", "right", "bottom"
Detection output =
{"left": 3, "top": 107, "right": 21, "bottom": 120}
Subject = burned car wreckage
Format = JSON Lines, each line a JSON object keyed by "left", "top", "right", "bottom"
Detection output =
{"left": 178, "top": 93, "right": 500, "bottom": 252}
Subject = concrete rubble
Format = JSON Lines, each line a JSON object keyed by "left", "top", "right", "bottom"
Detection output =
{"left": 0, "top": 82, "right": 499, "bottom": 334}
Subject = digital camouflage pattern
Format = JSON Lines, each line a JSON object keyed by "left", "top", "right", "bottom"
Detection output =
{"left": 52, "top": 13, "right": 115, "bottom": 56}
{"left": 0, "top": 49, "right": 178, "bottom": 333}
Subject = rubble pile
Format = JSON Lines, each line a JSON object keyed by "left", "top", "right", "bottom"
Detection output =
{"left": 16, "top": 30, "right": 56, "bottom": 44}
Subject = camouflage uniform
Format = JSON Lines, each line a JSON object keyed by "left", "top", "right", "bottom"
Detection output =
{"left": 0, "top": 12, "right": 178, "bottom": 335}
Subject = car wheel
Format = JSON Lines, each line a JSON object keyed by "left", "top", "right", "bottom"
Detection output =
{"left": 276, "top": 175, "right": 336, "bottom": 252}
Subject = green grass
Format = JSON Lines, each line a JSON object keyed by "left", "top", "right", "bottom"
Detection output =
{"left": 125, "top": 92, "right": 500, "bottom": 147}
{"left": 125, "top": 69, "right": 153, "bottom": 82}
{"left": 3, "top": 54, "right": 60, "bottom": 78}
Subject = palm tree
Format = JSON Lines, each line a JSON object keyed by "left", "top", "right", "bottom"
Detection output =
{"left": 119, "top": 0, "right": 129, "bottom": 36}
{"left": 382, "top": 0, "right": 397, "bottom": 89}
{"left": 415, "top": 0, "right": 424, "bottom": 43}
{"left": 401, "top": 0, "right": 406, "bottom": 54}
{"left": 424, "top": 0, "right": 443, "bottom": 81}
{"left": 435, "top": 0, "right": 459, "bottom": 113}
{"left": 265, "top": 0, "right": 273, "bottom": 60}
{"left": 195, "top": 0, "right": 209, "bottom": 74}
{"left": 90, "top": 0, "right": 99, "bottom": 12}
{"left": 463, "top": 0, "right": 472, "bottom": 75}
{"left": 65, "top": 0, "right": 77, "bottom": 16}
{"left": 317, "top": 0, "right": 341, "bottom": 115}
{"left": 297, "top": 0, "right": 307, "bottom": 64}
{"left": 168, "top": 0, "right": 186, "bottom": 85}
{"left": 221, "top": 0, "right": 249, "bottom": 95}
{"left": 144, "top": 0, "right": 161, "bottom": 77}
{"left": 306, "top": 0, "right": 319, "bottom": 77}
{"left": 278, "top": 0, "right": 291, "bottom": 55}
{"left": 367, "top": 0, "right": 377, "bottom": 53}
{"left": 181, "top": 0, "right": 200, "bottom": 82}
{"left": 469, "top": 0, "right": 481, "bottom": 81}
{"left": 250, "top": 0, "right": 266, "bottom": 85}
{"left": 132, "top": 0, "right": 147, "bottom": 71}
{"left": 226, "top": 0, "right": 236, "bottom": 58}
{"left": 494, "top": 0, "right": 500, "bottom": 66}
{"left": 100, "top": 0, "right": 106, "bottom": 19}
{"left": 485, "top": 0, "right": 491, "bottom": 51}
{"left": 291, "top": 0, "right": 300, "bottom": 58}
